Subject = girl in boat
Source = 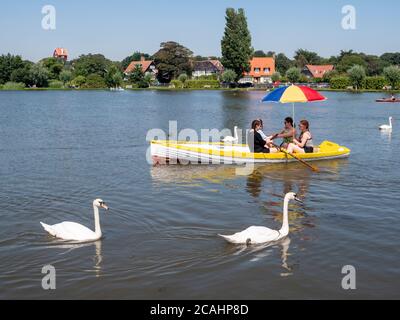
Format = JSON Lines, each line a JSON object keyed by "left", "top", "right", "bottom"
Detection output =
{"left": 248, "top": 119, "right": 278, "bottom": 153}
{"left": 287, "top": 120, "right": 314, "bottom": 154}
{"left": 270, "top": 117, "right": 296, "bottom": 149}
{"left": 256, "top": 118, "right": 274, "bottom": 148}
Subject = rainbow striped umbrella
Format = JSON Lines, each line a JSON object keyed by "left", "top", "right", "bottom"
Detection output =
{"left": 262, "top": 85, "right": 327, "bottom": 121}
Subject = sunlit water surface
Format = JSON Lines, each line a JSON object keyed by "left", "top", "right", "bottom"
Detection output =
{"left": 0, "top": 90, "right": 399, "bottom": 299}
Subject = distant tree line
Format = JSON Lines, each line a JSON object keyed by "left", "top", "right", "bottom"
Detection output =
{"left": 1, "top": 7, "right": 400, "bottom": 90}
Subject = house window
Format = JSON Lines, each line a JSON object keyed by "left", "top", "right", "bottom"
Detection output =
{"left": 263, "top": 68, "right": 270, "bottom": 73}
{"left": 254, "top": 68, "right": 260, "bottom": 73}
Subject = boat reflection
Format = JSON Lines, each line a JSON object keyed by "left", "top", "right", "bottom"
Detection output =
{"left": 150, "top": 158, "right": 348, "bottom": 186}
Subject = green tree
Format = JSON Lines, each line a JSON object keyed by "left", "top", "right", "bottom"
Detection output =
{"left": 41, "top": 57, "right": 64, "bottom": 79}
{"left": 178, "top": 73, "right": 188, "bottom": 83}
{"left": 221, "top": 69, "right": 237, "bottom": 83}
{"left": 336, "top": 54, "right": 367, "bottom": 73}
{"left": 83, "top": 74, "right": 107, "bottom": 88}
{"left": 0, "top": 54, "right": 25, "bottom": 84}
{"left": 153, "top": 41, "right": 193, "bottom": 83}
{"left": 128, "top": 64, "right": 144, "bottom": 84}
{"left": 347, "top": 65, "right": 366, "bottom": 90}
{"left": 105, "top": 65, "right": 123, "bottom": 88}
{"left": 362, "top": 54, "right": 389, "bottom": 76}
{"left": 275, "top": 53, "right": 294, "bottom": 74}
{"left": 71, "top": 75, "right": 86, "bottom": 88}
{"left": 221, "top": 8, "right": 253, "bottom": 81}
{"left": 72, "top": 54, "right": 112, "bottom": 77}
{"left": 322, "top": 70, "right": 338, "bottom": 82}
{"left": 294, "top": 49, "right": 322, "bottom": 68}
{"left": 286, "top": 67, "right": 301, "bottom": 84}
{"left": 383, "top": 65, "right": 400, "bottom": 90}
{"left": 29, "top": 64, "right": 50, "bottom": 87}
{"left": 271, "top": 72, "right": 281, "bottom": 83}
{"left": 380, "top": 52, "right": 400, "bottom": 66}
{"left": 253, "top": 50, "right": 267, "bottom": 57}
{"left": 10, "top": 61, "right": 33, "bottom": 86}
{"left": 143, "top": 73, "right": 154, "bottom": 87}
{"left": 59, "top": 70, "right": 73, "bottom": 84}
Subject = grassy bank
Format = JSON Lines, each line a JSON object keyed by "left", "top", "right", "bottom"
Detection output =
{"left": 1, "top": 86, "right": 399, "bottom": 93}
{"left": 316, "top": 88, "right": 400, "bottom": 93}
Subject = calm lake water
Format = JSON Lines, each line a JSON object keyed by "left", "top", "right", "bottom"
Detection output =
{"left": 0, "top": 90, "right": 399, "bottom": 299}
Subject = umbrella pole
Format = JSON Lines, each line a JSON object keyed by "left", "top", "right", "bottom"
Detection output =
{"left": 292, "top": 102, "right": 295, "bottom": 124}
{"left": 292, "top": 102, "right": 295, "bottom": 140}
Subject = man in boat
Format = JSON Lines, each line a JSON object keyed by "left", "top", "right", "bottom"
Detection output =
{"left": 391, "top": 94, "right": 396, "bottom": 101}
{"left": 248, "top": 119, "right": 278, "bottom": 153}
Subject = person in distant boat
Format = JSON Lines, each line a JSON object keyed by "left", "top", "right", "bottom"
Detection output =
{"left": 270, "top": 117, "right": 296, "bottom": 149}
{"left": 391, "top": 94, "right": 396, "bottom": 101}
{"left": 287, "top": 120, "right": 314, "bottom": 154}
{"left": 248, "top": 119, "right": 278, "bottom": 153}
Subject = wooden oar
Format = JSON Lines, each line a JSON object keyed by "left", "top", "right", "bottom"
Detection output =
{"left": 271, "top": 143, "right": 319, "bottom": 172}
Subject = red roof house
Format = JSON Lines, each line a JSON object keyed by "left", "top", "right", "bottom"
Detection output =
{"left": 124, "top": 56, "right": 157, "bottom": 76}
{"left": 53, "top": 48, "right": 68, "bottom": 61}
{"left": 302, "top": 65, "right": 334, "bottom": 79}
{"left": 242, "top": 57, "right": 276, "bottom": 84}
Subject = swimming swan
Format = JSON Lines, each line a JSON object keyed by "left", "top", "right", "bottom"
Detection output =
{"left": 219, "top": 192, "right": 302, "bottom": 244}
{"left": 222, "top": 126, "right": 239, "bottom": 143}
{"left": 379, "top": 117, "right": 393, "bottom": 131}
{"left": 40, "top": 199, "right": 109, "bottom": 242}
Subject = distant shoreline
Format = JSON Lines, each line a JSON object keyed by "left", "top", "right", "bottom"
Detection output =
{"left": 1, "top": 87, "right": 399, "bottom": 94}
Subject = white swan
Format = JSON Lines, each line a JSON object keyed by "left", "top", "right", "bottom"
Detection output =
{"left": 222, "top": 126, "right": 238, "bottom": 143}
{"left": 219, "top": 192, "right": 302, "bottom": 244}
{"left": 40, "top": 199, "right": 109, "bottom": 242}
{"left": 379, "top": 117, "right": 393, "bottom": 131}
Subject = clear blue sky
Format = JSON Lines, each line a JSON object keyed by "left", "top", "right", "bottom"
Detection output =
{"left": 1, "top": 0, "right": 399, "bottom": 62}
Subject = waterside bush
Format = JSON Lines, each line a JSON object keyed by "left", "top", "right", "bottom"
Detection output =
{"left": 2, "top": 81, "right": 25, "bottom": 90}
{"left": 184, "top": 79, "right": 220, "bottom": 89}
{"left": 48, "top": 80, "right": 64, "bottom": 89}
{"left": 170, "top": 79, "right": 220, "bottom": 89}
{"left": 330, "top": 76, "right": 351, "bottom": 89}
{"left": 365, "top": 77, "right": 387, "bottom": 90}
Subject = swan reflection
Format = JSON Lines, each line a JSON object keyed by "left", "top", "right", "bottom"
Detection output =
{"left": 380, "top": 129, "right": 392, "bottom": 142}
{"left": 228, "top": 237, "right": 293, "bottom": 274}
{"left": 44, "top": 240, "right": 103, "bottom": 277}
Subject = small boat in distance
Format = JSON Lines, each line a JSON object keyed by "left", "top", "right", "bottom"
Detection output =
{"left": 376, "top": 98, "right": 400, "bottom": 103}
{"left": 376, "top": 95, "right": 400, "bottom": 102}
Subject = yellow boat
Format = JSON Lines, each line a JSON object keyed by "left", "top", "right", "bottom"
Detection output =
{"left": 151, "top": 140, "right": 350, "bottom": 165}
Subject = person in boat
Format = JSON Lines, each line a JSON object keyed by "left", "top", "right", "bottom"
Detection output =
{"left": 286, "top": 120, "right": 314, "bottom": 154}
{"left": 248, "top": 119, "right": 278, "bottom": 153}
{"left": 270, "top": 117, "right": 296, "bottom": 149}
{"left": 391, "top": 94, "right": 396, "bottom": 101}
{"left": 256, "top": 118, "right": 274, "bottom": 148}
